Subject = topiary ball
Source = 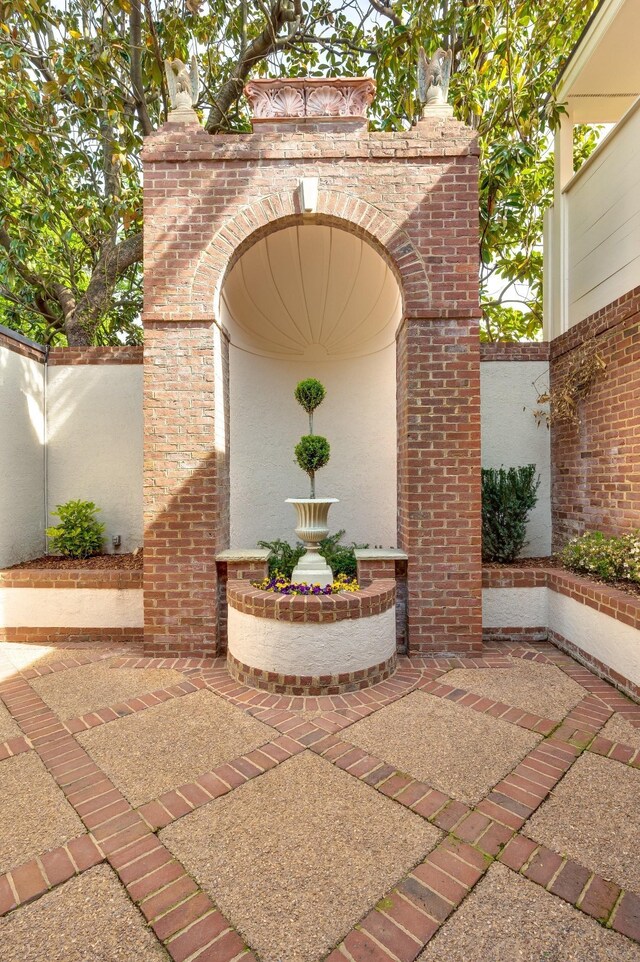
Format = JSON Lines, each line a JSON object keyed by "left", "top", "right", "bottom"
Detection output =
{"left": 294, "top": 378, "right": 326, "bottom": 414}
{"left": 294, "top": 435, "right": 330, "bottom": 475}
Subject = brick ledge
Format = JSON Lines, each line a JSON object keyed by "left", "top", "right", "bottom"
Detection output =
{"left": 0, "top": 568, "right": 142, "bottom": 589}
{"left": 227, "top": 579, "right": 395, "bottom": 623}
{"left": 483, "top": 565, "right": 640, "bottom": 632}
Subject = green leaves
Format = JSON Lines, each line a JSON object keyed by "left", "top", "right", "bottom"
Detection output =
{"left": 294, "top": 435, "right": 331, "bottom": 475}
{"left": 0, "top": 0, "right": 601, "bottom": 344}
{"left": 294, "top": 377, "right": 326, "bottom": 414}
{"left": 481, "top": 465, "right": 540, "bottom": 562}
{"left": 45, "top": 499, "right": 106, "bottom": 558}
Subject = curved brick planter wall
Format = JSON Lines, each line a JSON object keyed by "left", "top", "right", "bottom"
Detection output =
{"left": 226, "top": 579, "right": 396, "bottom": 694}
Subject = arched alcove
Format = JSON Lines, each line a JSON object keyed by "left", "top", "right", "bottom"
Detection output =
{"left": 220, "top": 223, "right": 402, "bottom": 547}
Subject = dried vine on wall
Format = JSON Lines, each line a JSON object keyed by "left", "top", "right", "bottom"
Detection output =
{"left": 533, "top": 338, "right": 606, "bottom": 427}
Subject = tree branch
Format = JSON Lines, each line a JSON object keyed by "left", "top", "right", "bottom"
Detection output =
{"left": 130, "top": 0, "right": 154, "bottom": 136}
{"left": 368, "top": 0, "right": 401, "bottom": 27}
{"left": 205, "top": 0, "right": 302, "bottom": 132}
{"left": 64, "top": 231, "right": 143, "bottom": 345}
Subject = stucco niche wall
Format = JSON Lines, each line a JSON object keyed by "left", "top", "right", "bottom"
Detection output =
{"left": 229, "top": 345, "right": 397, "bottom": 548}
{"left": 0, "top": 344, "right": 45, "bottom": 566}
{"left": 46, "top": 365, "right": 143, "bottom": 553}
{"left": 480, "top": 360, "right": 551, "bottom": 556}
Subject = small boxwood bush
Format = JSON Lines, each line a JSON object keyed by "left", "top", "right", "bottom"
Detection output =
{"left": 482, "top": 465, "right": 540, "bottom": 563}
{"left": 561, "top": 530, "right": 640, "bottom": 584}
{"left": 46, "top": 500, "right": 105, "bottom": 559}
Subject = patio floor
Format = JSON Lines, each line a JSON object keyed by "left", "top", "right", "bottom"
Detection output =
{"left": 1, "top": 639, "right": 639, "bottom": 961}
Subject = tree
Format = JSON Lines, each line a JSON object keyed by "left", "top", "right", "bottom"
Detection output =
{"left": 0, "top": 0, "right": 600, "bottom": 345}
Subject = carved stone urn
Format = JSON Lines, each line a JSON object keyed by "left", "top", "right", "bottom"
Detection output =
{"left": 286, "top": 498, "right": 338, "bottom": 585}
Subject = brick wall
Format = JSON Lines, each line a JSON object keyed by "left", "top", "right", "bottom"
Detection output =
{"left": 47, "top": 346, "right": 143, "bottom": 365}
{"left": 397, "top": 316, "right": 482, "bottom": 653}
{"left": 141, "top": 100, "right": 482, "bottom": 656}
{"left": 143, "top": 321, "right": 229, "bottom": 656}
{"left": 550, "top": 286, "right": 640, "bottom": 551}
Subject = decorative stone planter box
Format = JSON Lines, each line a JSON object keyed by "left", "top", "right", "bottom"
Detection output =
{"left": 483, "top": 566, "right": 640, "bottom": 700}
{"left": 226, "top": 579, "right": 397, "bottom": 695}
{"left": 0, "top": 568, "right": 143, "bottom": 645}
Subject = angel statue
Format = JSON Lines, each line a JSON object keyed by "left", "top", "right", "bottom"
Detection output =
{"left": 164, "top": 55, "right": 199, "bottom": 110}
{"left": 417, "top": 47, "right": 453, "bottom": 107}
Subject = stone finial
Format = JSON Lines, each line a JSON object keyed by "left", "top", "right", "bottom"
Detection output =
{"left": 164, "top": 55, "right": 199, "bottom": 116}
{"left": 417, "top": 47, "right": 454, "bottom": 118}
{"left": 244, "top": 77, "right": 376, "bottom": 123}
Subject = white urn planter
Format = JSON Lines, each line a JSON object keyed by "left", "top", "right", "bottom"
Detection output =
{"left": 286, "top": 497, "right": 338, "bottom": 585}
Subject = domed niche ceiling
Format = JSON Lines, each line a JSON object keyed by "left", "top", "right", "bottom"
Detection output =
{"left": 220, "top": 224, "right": 402, "bottom": 359}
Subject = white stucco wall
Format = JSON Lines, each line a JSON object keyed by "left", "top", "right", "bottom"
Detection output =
{"left": 46, "top": 365, "right": 143, "bottom": 553}
{"left": 482, "top": 586, "right": 548, "bottom": 628}
{"left": 0, "top": 587, "right": 143, "bottom": 627}
{"left": 0, "top": 345, "right": 45, "bottom": 566}
{"left": 228, "top": 604, "right": 396, "bottom": 675}
{"left": 484, "top": 585, "right": 640, "bottom": 689}
{"left": 229, "top": 346, "right": 397, "bottom": 548}
{"left": 480, "top": 361, "right": 551, "bottom": 557}
{"left": 548, "top": 589, "right": 640, "bottom": 690}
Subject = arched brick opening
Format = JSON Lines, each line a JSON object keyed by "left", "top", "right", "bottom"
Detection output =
{"left": 192, "top": 189, "right": 430, "bottom": 319}
{"left": 141, "top": 91, "right": 482, "bottom": 658}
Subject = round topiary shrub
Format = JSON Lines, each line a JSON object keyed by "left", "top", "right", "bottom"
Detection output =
{"left": 293, "top": 378, "right": 329, "bottom": 498}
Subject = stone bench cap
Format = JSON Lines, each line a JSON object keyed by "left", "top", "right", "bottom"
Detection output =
{"left": 354, "top": 549, "right": 408, "bottom": 561}
{"left": 216, "top": 549, "right": 271, "bottom": 562}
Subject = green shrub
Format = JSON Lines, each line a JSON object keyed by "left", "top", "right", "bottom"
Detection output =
{"left": 294, "top": 435, "right": 330, "bottom": 482}
{"left": 294, "top": 378, "right": 326, "bottom": 420}
{"left": 46, "top": 500, "right": 105, "bottom": 559}
{"left": 481, "top": 465, "right": 540, "bottom": 563}
{"left": 561, "top": 530, "right": 640, "bottom": 584}
{"left": 259, "top": 530, "right": 368, "bottom": 579}
{"left": 257, "top": 538, "right": 305, "bottom": 580}
{"left": 293, "top": 378, "right": 329, "bottom": 497}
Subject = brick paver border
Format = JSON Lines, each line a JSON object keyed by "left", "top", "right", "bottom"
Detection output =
{"left": 1, "top": 639, "right": 639, "bottom": 957}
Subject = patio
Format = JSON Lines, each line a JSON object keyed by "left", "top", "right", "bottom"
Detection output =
{"left": 1, "top": 640, "right": 639, "bottom": 961}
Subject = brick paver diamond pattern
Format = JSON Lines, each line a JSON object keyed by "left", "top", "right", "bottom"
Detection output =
{"left": 0, "top": 639, "right": 639, "bottom": 961}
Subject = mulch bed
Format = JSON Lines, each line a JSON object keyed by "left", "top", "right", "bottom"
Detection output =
{"left": 7, "top": 552, "right": 143, "bottom": 570}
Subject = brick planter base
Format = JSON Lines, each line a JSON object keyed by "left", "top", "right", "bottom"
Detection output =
{"left": 227, "top": 651, "right": 397, "bottom": 695}
{"left": 226, "top": 580, "right": 397, "bottom": 693}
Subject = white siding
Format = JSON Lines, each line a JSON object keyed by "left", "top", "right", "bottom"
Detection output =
{"left": 566, "top": 98, "right": 640, "bottom": 326}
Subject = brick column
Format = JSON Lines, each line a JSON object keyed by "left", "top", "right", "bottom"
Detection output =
{"left": 397, "top": 315, "right": 482, "bottom": 654}
{"left": 143, "top": 321, "right": 229, "bottom": 657}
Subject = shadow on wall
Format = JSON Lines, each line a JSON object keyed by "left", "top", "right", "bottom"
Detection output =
{"left": 0, "top": 345, "right": 46, "bottom": 566}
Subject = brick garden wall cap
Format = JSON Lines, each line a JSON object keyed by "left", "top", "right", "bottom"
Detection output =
{"left": 227, "top": 578, "right": 396, "bottom": 623}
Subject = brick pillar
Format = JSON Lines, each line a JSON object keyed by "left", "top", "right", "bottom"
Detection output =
{"left": 143, "top": 321, "right": 229, "bottom": 656}
{"left": 397, "top": 316, "right": 482, "bottom": 654}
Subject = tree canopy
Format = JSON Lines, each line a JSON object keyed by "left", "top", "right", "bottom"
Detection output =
{"left": 0, "top": 0, "right": 599, "bottom": 345}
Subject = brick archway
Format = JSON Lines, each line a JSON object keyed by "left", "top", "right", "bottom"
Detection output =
{"left": 191, "top": 188, "right": 430, "bottom": 321}
{"left": 142, "top": 94, "right": 482, "bottom": 658}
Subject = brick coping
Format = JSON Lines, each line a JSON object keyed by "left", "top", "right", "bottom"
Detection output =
{"left": 226, "top": 651, "right": 397, "bottom": 696}
{"left": 0, "top": 568, "right": 142, "bottom": 589}
{"left": 482, "top": 565, "right": 640, "bottom": 632}
{"left": 227, "top": 578, "right": 395, "bottom": 623}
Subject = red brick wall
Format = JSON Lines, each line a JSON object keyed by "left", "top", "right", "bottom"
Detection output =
{"left": 47, "top": 346, "right": 143, "bottom": 365}
{"left": 550, "top": 286, "right": 640, "bottom": 551}
{"left": 142, "top": 109, "right": 481, "bottom": 656}
{"left": 143, "top": 321, "right": 229, "bottom": 656}
{"left": 397, "top": 317, "right": 482, "bottom": 653}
